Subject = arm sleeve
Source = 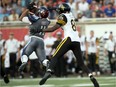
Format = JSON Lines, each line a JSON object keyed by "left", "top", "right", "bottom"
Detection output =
{"left": 56, "top": 14, "right": 67, "bottom": 26}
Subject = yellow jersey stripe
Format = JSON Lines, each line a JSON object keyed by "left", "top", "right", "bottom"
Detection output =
{"left": 53, "top": 37, "right": 68, "bottom": 57}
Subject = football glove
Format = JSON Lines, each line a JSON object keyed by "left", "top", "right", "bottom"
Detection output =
{"left": 27, "top": 2, "right": 37, "bottom": 11}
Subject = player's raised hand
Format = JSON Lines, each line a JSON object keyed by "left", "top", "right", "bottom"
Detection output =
{"left": 27, "top": 2, "right": 37, "bottom": 11}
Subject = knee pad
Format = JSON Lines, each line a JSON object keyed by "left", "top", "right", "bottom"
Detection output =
{"left": 21, "top": 55, "right": 28, "bottom": 63}
{"left": 42, "top": 59, "right": 49, "bottom": 67}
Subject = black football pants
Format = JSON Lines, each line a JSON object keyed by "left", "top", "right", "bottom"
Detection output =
{"left": 49, "top": 37, "right": 90, "bottom": 74}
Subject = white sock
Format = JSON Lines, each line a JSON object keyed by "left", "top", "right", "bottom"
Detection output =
{"left": 88, "top": 73, "right": 93, "bottom": 77}
{"left": 21, "top": 55, "right": 28, "bottom": 63}
{"left": 47, "top": 69, "right": 52, "bottom": 72}
{"left": 42, "top": 59, "right": 49, "bottom": 67}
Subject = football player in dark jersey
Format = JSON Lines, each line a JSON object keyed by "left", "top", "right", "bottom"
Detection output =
{"left": 18, "top": 3, "right": 50, "bottom": 72}
{"left": 3, "top": 2, "right": 50, "bottom": 84}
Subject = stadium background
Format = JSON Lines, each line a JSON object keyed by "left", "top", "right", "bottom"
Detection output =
{"left": 0, "top": 0, "right": 116, "bottom": 87}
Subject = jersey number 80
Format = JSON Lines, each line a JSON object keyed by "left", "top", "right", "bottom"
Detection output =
{"left": 71, "top": 20, "right": 76, "bottom": 31}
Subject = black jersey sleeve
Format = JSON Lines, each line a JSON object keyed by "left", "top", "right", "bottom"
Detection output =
{"left": 56, "top": 14, "right": 67, "bottom": 26}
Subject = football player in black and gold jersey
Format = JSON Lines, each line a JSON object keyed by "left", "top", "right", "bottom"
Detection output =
{"left": 39, "top": 3, "right": 99, "bottom": 87}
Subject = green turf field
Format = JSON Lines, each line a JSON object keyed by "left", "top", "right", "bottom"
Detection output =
{"left": 0, "top": 76, "right": 116, "bottom": 87}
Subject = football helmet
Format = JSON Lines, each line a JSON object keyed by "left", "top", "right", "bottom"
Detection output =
{"left": 36, "top": 7, "right": 49, "bottom": 18}
{"left": 56, "top": 3, "right": 71, "bottom": 14}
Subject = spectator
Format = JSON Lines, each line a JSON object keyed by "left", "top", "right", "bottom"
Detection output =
{"left": 6, "top": 4, "right": 12, "bottom": 14}
{"left": 90, "top": 0, "right": 99, "bottom": 11}
{"left": 3, "top": 16, "right": 9, "bottom": 21}
{"left": 84, "top": 5, "right": 92, "bottom": 18}
{"left": 78, "top": 0, "right": 89, "bottom": 12}
{"left": 0, "top": 0, "right": 3, "bottom": 14}
{"left": 37, "top": 0, "right": 44, "bottom": 7}
{"left": 98, "top": 0, "right": 104, "bottom": 8}
{"left": 96, "top": 7, "right": 104, "bottom": 18}
{"left": 13, "top": 0, "right": 23, "bottom": 15}
{"left": 8, "top": 9, "right": 19, "bottom": 21}
{"left": 103, "top": 31, "right": 109, "bottom": 40}
{"left": 67, "top": 0, "right": 77, "bottom": 18}
{"left": 104, "top": 2, "right": 115, "bottom": 17}
{"left": 0, "top": 8, "right": 9, "bottom": 21}
{"left": 74, "top": 0, "right": 81, "bottom": 3}
{"left": 0, "top": 32, "right": 5, "bottom": 78}
{"left": 21, "top": 0, "right": 26, "bottom": 7}
{"left": 115, "top": 0, "right": 116, "bottom": 6}
{"left": 104, "top": 0, "right": 112, "bottom": 5}
{"left": 4, "top": 33, "right": 20, "bottom": 78}
{"left": 87, "top": 0, "right": 92, "bottom": 4}
{"left": 95, "top": 38, "right": 101, "bottom": 76}
{"left": 12, "top": 0, "right": 18, "bottom": 8}
{"left": 91, "top": 11, "right": 97, "bottom": 18}
{"left": 105, "top": 34, "right": 116, "bottom": 75}
{"left": 0, "top": 0, "right": 116, "bottom": 20}
{"left": 76, "top": 10, "right": 87, "bottom": 21}
{"left": 79, "top": 32, "right": 87, "bottom": 63}
{"left": 77, "top": 11, "right": 83, "bottom": 19}
{"left": 86, "top": 30, "right": 98, "bottom": 75}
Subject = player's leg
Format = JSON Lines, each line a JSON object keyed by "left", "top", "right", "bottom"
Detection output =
{"left": 71, "top": 42, "right": 90, "bottom": 74}
{"left": 47, "top": 37, "right": 71, "bottom": 71}
{"left": 19, "top": 37, "right": 36, "bottom": 72}
{"left": 91, "top": 53, "right": 96, "bottom": 74}
{"left": 9, "top": 53, "right": 16, "bottom": 78}
{"left": 39, "top": 37, "right": 71, "bottom": 85}
{"left": 71, "top": 42, "right": 99, "bottom": 87}
{"left": 3, "top": 68, "right": 10, "bottom": 83}
{"left": 35, "top": 38, "right": 49, "bottom": 67}
{"left": 88, "top": 54, "right": 92, "bottom": 71}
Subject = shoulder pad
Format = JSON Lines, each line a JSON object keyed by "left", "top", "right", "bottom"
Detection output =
{"left": 56, "top": 14, "right": 67, "bottom": 26}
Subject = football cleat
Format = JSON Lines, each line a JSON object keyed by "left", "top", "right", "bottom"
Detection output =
{"left": 39, "top": 71, "right": 51, "bottom": 85}
{"left": 18, "top": 62, "right": 27, "bottom": 72}
{"left": 3, "top": 75, "right": 10, "bottom": 84}
{"left": 90, "top": 75, "right": 100, "bottom": 87}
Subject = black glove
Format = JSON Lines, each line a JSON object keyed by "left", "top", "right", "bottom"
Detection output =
{"left": 27, "top": 2, "right": 36, "bottom": 11}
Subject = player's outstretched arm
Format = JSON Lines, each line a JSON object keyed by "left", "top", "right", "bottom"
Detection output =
{"left": 19, "top": 9, "right": 29, "bottom": 21}
{"left": 43, "top": 24, "right": 61, "bottom": 32}
{"left": 19, "top": 2, "right": 37, "bottom": 21}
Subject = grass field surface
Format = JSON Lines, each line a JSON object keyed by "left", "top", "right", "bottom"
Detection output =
{"left": 0, "top": 76, "right": 116, "bottom": 87}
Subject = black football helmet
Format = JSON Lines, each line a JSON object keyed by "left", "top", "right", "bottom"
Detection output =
{"left": 36, "top": 7, "right": 49, "bottom": 18}
{"left": 56, "top": 3, "right": 71, "bottom": 14}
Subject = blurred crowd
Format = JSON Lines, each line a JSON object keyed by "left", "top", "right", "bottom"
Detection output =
{"left": 0, "top": 30, "right": 116, "bottom": 79}
{"left": 0, "top": 0, "right": 116, "bottom": 21}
